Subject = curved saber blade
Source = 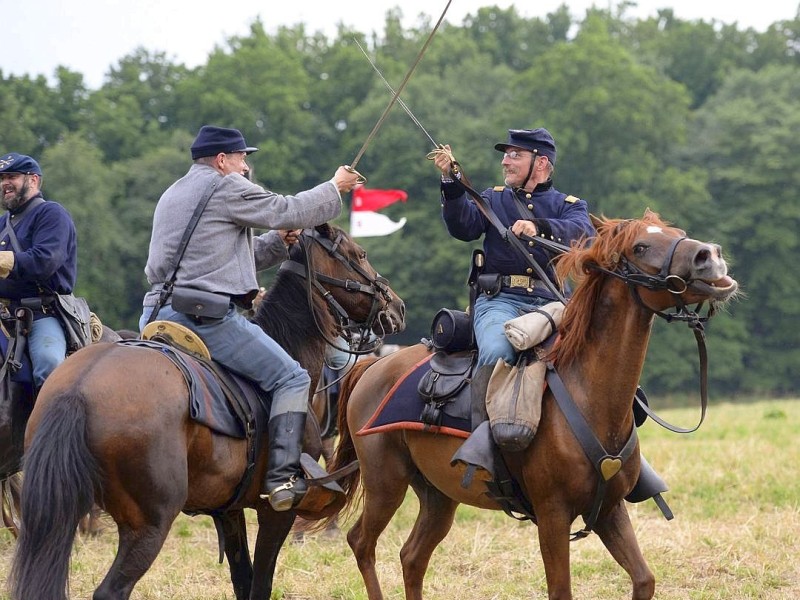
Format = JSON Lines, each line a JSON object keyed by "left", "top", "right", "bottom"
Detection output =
{"left": 349, "top": 0, "right": 451, "bottom": 170}
{"left": 354, "top": 39, "right": 439, "bottom": 149}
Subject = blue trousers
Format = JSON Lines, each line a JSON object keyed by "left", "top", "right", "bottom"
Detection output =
{"left": 29, "top": 316, "right": 67, "bottom": 388}
{"left": 140, "top": 304, "right": 309, "bottom": 417}
{"left": 473, "top": 292, "right": 550, "bottom": 368}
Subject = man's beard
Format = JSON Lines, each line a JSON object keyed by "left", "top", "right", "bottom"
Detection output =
{"left": 1, "top": 180, "right": 30, "bottom": 211}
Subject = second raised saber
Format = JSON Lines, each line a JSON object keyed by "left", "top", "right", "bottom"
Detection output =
{"left": 348, "top": 0, "right": 451, "bottom": 171}
{"left": 354, "top": 39, "right": 439, "bottom": 149}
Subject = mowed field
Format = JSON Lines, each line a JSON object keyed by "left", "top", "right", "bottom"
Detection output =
{"left": 0, "top": 398, "right": 798, "bottom": 599}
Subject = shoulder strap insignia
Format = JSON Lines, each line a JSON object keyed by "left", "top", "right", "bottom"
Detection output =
{"left": 493, "top": 186, "right": 505, "bottom": 192}
{"left": 564, "top": 195, "right": 579, "bottom": 203}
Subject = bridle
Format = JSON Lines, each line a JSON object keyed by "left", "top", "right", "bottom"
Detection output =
{"left": 549, "top": 229, "right": 717, "bottom": 539}
{"left": 584, "top": 231, "right": 714, "bottom": 434}
{"left": 278, "top": 228, "right": 395, "bottom": 357}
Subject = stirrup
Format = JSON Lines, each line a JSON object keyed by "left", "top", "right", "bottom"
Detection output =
{"left": 261, "top": 475, "right": 305, "bottom": 512}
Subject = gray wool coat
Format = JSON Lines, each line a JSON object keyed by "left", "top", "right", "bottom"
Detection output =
{"left": 143, "top": 163, "right": 342, "bottom": 307}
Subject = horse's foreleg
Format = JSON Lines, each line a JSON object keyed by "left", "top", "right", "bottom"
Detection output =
{"left": 536, "top": 505, "right": 575, "bottom": 600}
{"left": 348, "top": 451, "right": 412, "bottom": 600}
{"left": 220, "top": 509, "right": 253, "bottom": 600}
{"left": 400, "top": 480, "right": 458, "bottom": 600}
{"left": 594, "top": 502, "right": 655, "bottom": 600}
{"left": 249, "top": 508, "right": 296, "bottom": 600}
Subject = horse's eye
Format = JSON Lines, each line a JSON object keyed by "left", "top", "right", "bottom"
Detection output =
{"left": 633, "top": 243, "right": 648, "bottom": 255}
{"left": 360, "top": 251, "right": 368, "bottom": 260}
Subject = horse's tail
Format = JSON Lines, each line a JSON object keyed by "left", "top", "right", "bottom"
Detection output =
{"left": 319, "top": 356, "right": 380, "bottom": 526}
{"left": 9, "top": 390, "right": 101, "bottom": 600}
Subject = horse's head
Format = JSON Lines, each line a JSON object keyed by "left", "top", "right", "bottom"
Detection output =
{"left": 285, "top": 224, "right": 406, "bottom": 345}
{"left": 554, "top": 209, "right": 738, "bottom": 368}
{"left": 587, "top": 209, "right": 738, "bottom": 310}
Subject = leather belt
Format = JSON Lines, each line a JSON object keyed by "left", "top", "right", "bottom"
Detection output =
{"left": 501, "top": 275, "right": 547, "bottom": 291}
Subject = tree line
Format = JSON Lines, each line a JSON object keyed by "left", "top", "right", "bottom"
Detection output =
{"left": 1, "top": 3, "right": 798, "bottom": 396}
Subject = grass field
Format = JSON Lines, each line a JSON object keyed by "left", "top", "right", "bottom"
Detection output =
{"left": 1, "top": 398, "right": 798, "bottom": 599}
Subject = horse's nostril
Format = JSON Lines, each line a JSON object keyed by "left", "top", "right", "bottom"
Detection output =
{"left": 694, "top": 247, "right": 712, "bottom": 267}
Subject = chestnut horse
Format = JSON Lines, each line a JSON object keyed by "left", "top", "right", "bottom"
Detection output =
{"left": 8, "top": 224, "right": 405, "bottom": 600}
{"left": 325, "top": 211, "right": 738, "bottom": 600}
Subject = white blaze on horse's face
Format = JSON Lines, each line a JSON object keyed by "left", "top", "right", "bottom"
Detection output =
{"left": 646, "top": 226, "right": 663, "bottom": 234}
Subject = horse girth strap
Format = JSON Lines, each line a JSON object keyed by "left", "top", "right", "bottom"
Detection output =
{"left": 545, "top": 366, "right": 638, "bottom": 540}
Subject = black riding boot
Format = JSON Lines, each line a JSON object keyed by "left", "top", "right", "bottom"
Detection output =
{"left": 260, "top": 411, "right": 308, "bottom": 512}
{"left": 470, "top": 364, "right": 494, "bottom": 430}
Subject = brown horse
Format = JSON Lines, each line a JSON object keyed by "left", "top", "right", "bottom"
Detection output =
{"left": 8, "top": 224, "right": 405, "bottom": 600}
{"left": 325, "top": 210, "right": 738, "bottom": 600}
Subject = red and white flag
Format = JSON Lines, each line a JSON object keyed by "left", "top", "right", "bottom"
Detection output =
{"left": 350, "top": 185, "right": 408, "bottom": 237}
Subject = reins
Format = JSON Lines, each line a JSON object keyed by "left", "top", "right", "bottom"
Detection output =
{"left": 584, "top": 235, "right": 713, "bottom": 434}
{"left": 277, "top": 228, "right": 392, "bottom": 358}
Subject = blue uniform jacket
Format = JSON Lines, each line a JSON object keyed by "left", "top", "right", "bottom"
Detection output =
{"left": 441, "top": 179, "right": 595, "bottom": 299}
{"left": 0, "top": 194, "right": 78, "bottom": 309}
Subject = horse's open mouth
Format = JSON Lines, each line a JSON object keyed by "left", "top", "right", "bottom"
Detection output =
{"left": 377, "top": 310, "right": 406, "bottom": 335}
{"left": 689, "top": 275, "right": 738, "bottom": 300}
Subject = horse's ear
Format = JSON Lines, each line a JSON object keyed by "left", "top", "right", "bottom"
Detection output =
{"left": 315, "top": 223, "right": 332, "bottom": 238}
{"left": 589, "top": 213, "right": 604, "bottom": 229}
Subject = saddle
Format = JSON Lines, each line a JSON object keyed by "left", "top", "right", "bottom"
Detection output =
{"left": 135, "top": 321, "right": 352, "bottom": 520}
{"left": 417, "top": 349, "right": 476, "bottom": 427}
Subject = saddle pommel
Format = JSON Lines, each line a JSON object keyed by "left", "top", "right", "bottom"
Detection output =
{"left": 141, "top": 320, "right": 211, "bottom": 360}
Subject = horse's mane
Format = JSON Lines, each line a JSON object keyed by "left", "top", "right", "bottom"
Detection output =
{"left": 253, "top": 225, "right": 340, "bottom": 366}
{"left": 552, "top": 210, "right": 671, "bottom": 369}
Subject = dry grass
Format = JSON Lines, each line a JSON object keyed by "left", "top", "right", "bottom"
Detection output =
{"left": 1, "top": 398, "right": 798, "bottom": 599}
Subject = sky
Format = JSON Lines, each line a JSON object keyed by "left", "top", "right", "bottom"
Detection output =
{"left": 3, "top": 1, "right": 797, "bottom": 89}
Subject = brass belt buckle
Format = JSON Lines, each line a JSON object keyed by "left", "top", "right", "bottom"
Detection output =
{"left": 509, "top": 275, "right": 529, "bottom": 288}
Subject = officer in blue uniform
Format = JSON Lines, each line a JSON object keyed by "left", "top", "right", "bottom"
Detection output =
{"left": 433, "top": 128, "right": 594, "bottom": 372}
{"left": 435, "top": 130, "right": 671, "bottom": 514}
{"left": 0, "top": 153, "right": 78, "bottom": 389}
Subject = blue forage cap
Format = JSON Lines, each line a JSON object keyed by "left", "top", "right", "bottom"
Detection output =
{"left": 0, "top": 153, "right": 42, "bottom": 176}
{"left": 494, "top": 128, "right": 557, "bottom": 165}
{"left": 190, "top": 125, "right": 258, "bottom": 160}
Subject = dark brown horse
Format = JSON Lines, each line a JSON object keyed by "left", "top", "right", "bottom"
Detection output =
{"left": 8, "top": 224, "right": 405, "bottom": 600}
{"left": 325, "top": 210, "right": 738, "bottom": 600}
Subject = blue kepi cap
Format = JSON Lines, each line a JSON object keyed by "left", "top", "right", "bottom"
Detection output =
{"left": 494, "top": 128, "right": 556, "bottom": 164}
{"left": 0, "top": 153, "right": 42, "bottom": 176}
{"left": 190, "top": 126, "right": 258, "bottom": 159}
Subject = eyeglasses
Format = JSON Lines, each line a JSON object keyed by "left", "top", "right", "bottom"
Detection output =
{"left": 503, "top": 150, "right": 531, "bottom": 160}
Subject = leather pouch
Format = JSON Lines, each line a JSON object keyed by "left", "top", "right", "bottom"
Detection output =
{"left": 477, "top": 273, "right": 502, "bottom": 297}
{"left": 171, "top": 286, "right": 230, "bottom": 319}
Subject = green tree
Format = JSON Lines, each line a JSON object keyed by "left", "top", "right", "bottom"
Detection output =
{"left": 39, "top": 134, "right": 126, "bottom": 326}
{"left": 685, "top": 64, "right": 800, "bottom": 393}
{"left": 85, "top": 49, "right": 188, "bottom": 162}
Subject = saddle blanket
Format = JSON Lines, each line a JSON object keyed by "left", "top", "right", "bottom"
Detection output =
{"left": 356, "top": 354, "right": 471, "bottom": 439}
{"left": 120, "top": 339, "right": 268, "bottom": 439}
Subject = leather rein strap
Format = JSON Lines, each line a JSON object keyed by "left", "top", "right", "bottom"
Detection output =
{"left": 587, "top": 235, "right": 711, "bottom": 434}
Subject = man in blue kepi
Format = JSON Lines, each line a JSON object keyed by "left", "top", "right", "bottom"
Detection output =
{"left": 0, "top": 152, "right": 78, "bottom": 389}
{"left": 433, "top": 127, "right": 594, "bottom": 379}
